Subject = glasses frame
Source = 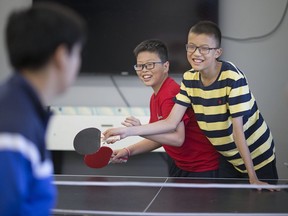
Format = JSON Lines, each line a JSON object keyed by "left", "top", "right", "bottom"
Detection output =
{"left": 185, "top": 44, "right": 219, "bottom": 55}
{"left": 134, "top": 61, "right": 163, "bottom": 71}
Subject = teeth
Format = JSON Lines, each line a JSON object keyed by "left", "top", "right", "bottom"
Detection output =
{"left": 143, "top": 75, "right": 151, "bottom": 79}
{"left": 193, "top": 59, "right": 203, "bottom": 63}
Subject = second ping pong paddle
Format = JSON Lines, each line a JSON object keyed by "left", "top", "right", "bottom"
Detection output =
{"left": 84, "top": 146, "right": 113, "bottom": 168}
{"left": 84, "top": 146, "right": 128, "bottom": 168}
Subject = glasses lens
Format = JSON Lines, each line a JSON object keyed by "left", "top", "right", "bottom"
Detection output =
{"left": 186, "top": 44, "right": 196, "bottom": 53}
{"left": 145, "top": 63, "right": 155, "bottom": 70}
{"left": 134, "top": 64, "right": 143, "bottom": 71}
{"left": 199, "top": 46, "right": 210, "bottom": 55}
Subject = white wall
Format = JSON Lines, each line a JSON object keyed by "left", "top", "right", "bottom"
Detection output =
{"left": 1, "top": 0, "right": 287, "bottom": 178}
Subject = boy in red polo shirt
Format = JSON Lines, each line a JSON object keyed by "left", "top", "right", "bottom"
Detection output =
{"left": 111, "top": 39, "right": 219, "bottom": 177}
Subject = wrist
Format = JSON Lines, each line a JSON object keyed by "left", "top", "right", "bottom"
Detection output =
{"left": 123, "top": 147, "right": 131, "bottom": 157}
{"left": 248, "top": 173, "right": 259, "bottom": 184}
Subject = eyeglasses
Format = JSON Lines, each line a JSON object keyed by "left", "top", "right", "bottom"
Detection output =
{"left": 134, "top": 62, "right": 163, "bottom": 71}
{"left": 185, "top": 44, "right": 219, "bottom": 55}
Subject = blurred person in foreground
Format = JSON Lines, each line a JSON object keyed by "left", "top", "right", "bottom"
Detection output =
{"left": 0, "top": 2, "right": 86, "bottom": 215}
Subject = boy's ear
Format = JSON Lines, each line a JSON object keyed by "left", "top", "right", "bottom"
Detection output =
{"left": 215, "top": 48, "right": 223, "bottom": 59}
{"left": 53, "top": 45, "right": 69, "bottom": 70}
{"left": 163, "top": 61, "right": 169, "bottom": 72}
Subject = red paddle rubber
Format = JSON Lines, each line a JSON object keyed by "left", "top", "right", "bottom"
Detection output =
{"left": 84, "top": 146, "right": 113, "bottom": 168}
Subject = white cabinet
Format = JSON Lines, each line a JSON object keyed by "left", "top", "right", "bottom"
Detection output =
{"left": 46, "top": 106, "right": 164, "bottom": 152}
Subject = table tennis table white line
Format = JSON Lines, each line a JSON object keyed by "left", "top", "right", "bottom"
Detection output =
{"left": 52, "top": 209, "right": 288, "bottom": 216}
{"left": 53, "top": 174, "right": 288, "bottom": 181}
{"left": 53, "top": 180, "right": 288, "bottom": 190}
{"left": 54, "top": 174, "right": 173, "bottom": 179}
{"left": 143, "top": 177, "right": 169, "bottom": 213}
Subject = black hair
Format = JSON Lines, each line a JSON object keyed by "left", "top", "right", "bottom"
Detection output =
{"left": 5, "top": 2, "right": 86, "bottom": 70}
{"left": 189, "top": 21, "right": 221, "bottom": 47}
{"left": 133, "top": 39, "right": 168, "bottom": 62}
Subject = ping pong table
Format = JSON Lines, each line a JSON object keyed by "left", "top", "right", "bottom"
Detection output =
{"left": 53, "top": 175, "right": 288, "bottom": 216}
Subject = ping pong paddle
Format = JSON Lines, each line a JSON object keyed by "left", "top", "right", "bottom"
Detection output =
{"left": 73, "top": 127, "right": 121, "bottom": 155}
{"left": 73, "top": 127, "right": 126, "bottom": 168}
{"left": 84, "top": 146, "right": 113, "bottom": 168}
{"left": 84, "top": 146, "right": 129, "bottom": 168}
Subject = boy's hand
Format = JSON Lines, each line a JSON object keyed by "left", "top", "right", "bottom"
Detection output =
{"left": 249, "top": 178, "right": 280, "bottom": 192}
{"left": 122, "top": 116, "right": 141, "bottom": 127}
{"left": 110, "top": 149, "right": 129, "bottom": 163}
{"left": 103, "top": 127, "right": 128, "bottom": 143}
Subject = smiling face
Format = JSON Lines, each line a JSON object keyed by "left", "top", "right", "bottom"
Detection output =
{"left": 186, "top": 33, "right": 222, "bottom": 74}
{"left": 136, "top": 51, "right": 169, "bottom": 93}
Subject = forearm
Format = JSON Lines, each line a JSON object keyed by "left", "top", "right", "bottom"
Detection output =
{"left": 103, "top": 104, "right": 186, "bottom": 140}
{"left": 127, "top": 119, "right": 176, "bottom": 136}
{"left": 142, "top": 133, "right": 182, "bottom": 146}
{"left": 126, "top": 139, "right": 162, "bottom": 156}
{"left": 128, "top": 104, "right": 187, "bottom": 137}
{"left": 141, "top": 121, "right": 185, "bottom": 147}
{"left": 231, "top": 117, "right": 277, "bottom": 189}
{"left": 233, "top": 126, "right": 258, "bottom": 182}
{"left": 234, "top": 137, "right": 258, "bottom": 182}
{"left": 232, "top": 116, "right": 258, "bottom": 182}
{"left": 111, "top": 139, "right": 161, "bottom": 163}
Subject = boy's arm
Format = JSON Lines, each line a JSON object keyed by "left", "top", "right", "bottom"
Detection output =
{"left": 103, "top": 103, "right": 187, "bottom": 140}
{"left": 122, "top": 116, "right": 185, "bottom": 147}
{"left": 142, "top": 121, "right": 185, "bottom": 147}
{"left": 232, "top": 116, "right": 273, "bottom": 189}
{"left": 111, "top": 139, "right": 162, "bottom": 163}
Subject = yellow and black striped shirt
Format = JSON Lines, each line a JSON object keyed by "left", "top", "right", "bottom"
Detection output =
{"left": 175, "top": 61, "right": 275, "bottom": 173}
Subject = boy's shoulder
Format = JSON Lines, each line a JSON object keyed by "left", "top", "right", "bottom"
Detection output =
{"left": 221, "top": 61, "right": 245, "bottom": 75}
{"left": 220, "top": 61, "right": 246, "bottom": 82}
{"left": 221, "top": 61, "right": 238, "bottom": 72}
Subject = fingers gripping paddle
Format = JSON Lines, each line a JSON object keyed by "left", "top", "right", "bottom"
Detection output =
{"left": 73, "top": 127, "right": 124, "bottom": 168}
{"left": 73, "top": 127, "right": 102, "bottom": 155}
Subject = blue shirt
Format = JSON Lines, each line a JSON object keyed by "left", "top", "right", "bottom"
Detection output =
{"left": 0, "top": 74, "right": 56, "bottom": 216}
